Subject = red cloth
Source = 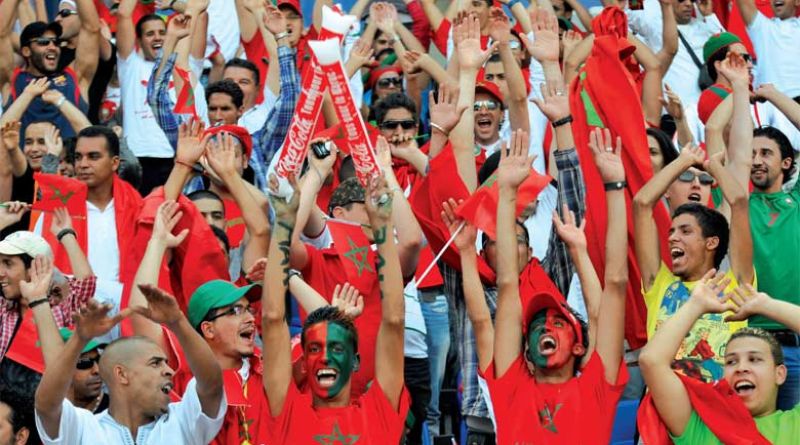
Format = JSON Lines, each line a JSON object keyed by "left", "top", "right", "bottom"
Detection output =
{"left": 569, "top": 7, "right": 671, "bottom": 350}
{"left": 326, "top": 220, "right": 377, "bottom": 297}
{"left": 265, "top": 380, "right": 410, "bottom": 445}
{"left": 35, "top": 173, "right": 88, "bottom": 272}
{"left": 482, "top": 352, "right": 628, "bottom": 445}
{"left": 4, "top": 311, "right": 45, "bottom": 373}
{"left": 173, "top": 65, "right": 197, "bottom": 116}
{"left": 637, "top": 373, "right": 770, "bottom": 445}
{"left": 222, "top": 198, "right": 245, "bottom": 249}
{"left": 430, "top": 18, "right": 490, "bottom": 56}
{"left": 406, "top": 0, "right": 432, "bottom": 51}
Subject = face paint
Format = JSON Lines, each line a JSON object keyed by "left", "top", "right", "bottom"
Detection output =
{"left": 303, "top": 322, "right": 357, "bottom": 399}
{"left": 526, "top": 308, "right": 579, "bottom": 370}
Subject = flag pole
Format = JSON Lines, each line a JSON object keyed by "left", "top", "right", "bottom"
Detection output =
{"left": 414, "top": 220, "right": 466, "bottom": 286}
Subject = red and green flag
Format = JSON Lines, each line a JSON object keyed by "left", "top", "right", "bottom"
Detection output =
{"left": 173, "top": 65, "right": 197, "bottom": 117}
{"left": 328, "top": 219, "right": 376, "bottom": 296}
{"left": 4, "top": 311, "right": 45, "bottom": 373}
{"left": 32, "top": 173, "right": 87, "bottom": 216}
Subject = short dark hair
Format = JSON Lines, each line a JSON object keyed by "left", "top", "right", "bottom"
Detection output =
{"left": 481, "top": 220, "right": 530, "bottom": 248}
{"left": 753, "top": 125, "right": 796, "bottom": 184}
{"left": 187, "top": 189, "right": 225, "bottom": 205}
{"left": 525, "top": 305, "right": 589, "bottom": 375}
{"left": 18, "top": 253, "right": 34, "bottom": 269}
{"left": 338, "top": 156, "right": 356, "bottom": 183}
{"left": 706, "top": 46, "right": 731, "bottom": 84}
{"left": 205, "top": 79, "right": 244, "bottom": 109}
{"left": 0, "top": 361, "right": 41, "bottom": 444}
{"left": 672, "top": 203, "right": 729, "bottom": 268}
{"left": 647, "top": 127, "right": 679, "bottom": 167}
{"left": 301, "top": 306, "right": 359, "bottom": 353}
{"left": 728, "top": 327, "right": 784, "bottom": 365}
{"left": 77, "top": 125, "right": 120, "bottom": 157}
{"left": 372, "top": 92, "right": 418, "bottom": 125}
{"left": 135, "top": 14, "right": 164, "bottom": 39}
{"left": 224, "top": 58, "right": 260, "bottom": 85}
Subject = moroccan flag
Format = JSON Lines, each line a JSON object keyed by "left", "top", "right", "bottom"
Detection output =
{"left": 569, "top": 6, "right": 672, "bottom": 350}
{"left": 637, "top": 373, "right": 770, "bottom": 445}
{"left": 4, "top": 311, "right": 45, "bottom": 373}
{"left": 327, "top": 219, "right": 376, "bottom": 297}
{"left": 455, "top": 170, "right": 551, "bottom": 241}
{"left": 173, "top": 65, "right": 197, "bottom": 117}
{"left": 32, "top": 173, "right": 87, "bottom": 216}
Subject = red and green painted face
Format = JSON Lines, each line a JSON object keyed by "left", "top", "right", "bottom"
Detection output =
{"left": 303, "top": 322, "right": 358, "bottom": 399}
{"left": 526, "top": 308, "right": 579, "bottom": 370}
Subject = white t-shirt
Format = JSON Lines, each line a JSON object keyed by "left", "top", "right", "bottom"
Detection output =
{"left": 35, "top": 379, "right": 226, "bottom": 445}
{"left": 499, "top": 101, "right": 549, "bottom": 175}
{"left": 688, "top": 99, "right": 800, "bottom": 150}
{"left": 748, "top": 13, "right": 800, "bottom": 99}
{"left": 117, "top": 52, "right": 175, "bottom": 158}
{"left": 239, "top": 88, "right": 277, "bottom": 135}
{"left": 205, "top": 0, "right": 240, "bottom": 63}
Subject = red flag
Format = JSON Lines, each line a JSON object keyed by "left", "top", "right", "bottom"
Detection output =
{"left": 32, "top": 173, "right": 87, "bottom": 216}
{"left": 173, "top": 65, "right": 197, "bottom": 117}
{"left": 455, "top": 170, "right": 551, "bottom": 241}
{"left": 569, "top": 7, "right": 672, "bottom": 350}
{"left": 4, "top": 311, "right": 45, "bottom": 373}
{"left": 638, "top": 373, "right": 770, "bottom": 445}
{"left": 327, "top": 219, "right": 377, "bottom": 296}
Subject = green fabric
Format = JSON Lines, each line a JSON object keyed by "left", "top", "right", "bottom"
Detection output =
{"left": 187, "top": 279, "right": 259, "bottom": 328}
{"left": 702, "top": 32, "right": 742, "bottom": 63}
{"left": 711, "top": 187, "right": 724, "bottom": 209}
{"left": 579, "top": 73, "right": 605, "bottom": 128}
{"left": 749, "top": 181, "right": 800, "bottom": 329}
{"left": 58, "top": 328, "right": 103, "bottom": 354}
{"left": 672, "top": 405, "right": 800, "bottom": 444}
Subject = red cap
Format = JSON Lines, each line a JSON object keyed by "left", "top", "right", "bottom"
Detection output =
{"left": 521, "top": 292, "right": 584, "bottom": 346}
{"left": 204, "top": 125, "right": 253, "bottom": 158}
{"left": 475, "top": 80, "right": 505, "bottom": 105}
{"left": 367, "top": 65, "right": 403, "bottom": 91}
{"left": 697, "top": 84, "right": 732, "bottom": 124}
{"left": 277, "top": 0, "right": 302, "bottom": 16}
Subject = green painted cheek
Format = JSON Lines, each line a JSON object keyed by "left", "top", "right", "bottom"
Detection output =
{"left": 325, "top": 324, "right": 356, "bottom": 398}
{"left": 526, "top": 331, "right": 549, "bottom": 369}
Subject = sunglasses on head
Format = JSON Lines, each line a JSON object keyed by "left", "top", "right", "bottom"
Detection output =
{"left": 76, "top": 355, "right": 100, "bottom": 370}
{"left": 29, "top": 37, "right": 60, "bottom": 47}
{"left": 376, "top": 77, "right": 402, "bottom": 88}
{"left": 205, "top": 303, "right": 257, "bottom": 322}
{"left": 57, "top": 8, "right": 78, "bottom": 17}
{"left": 378, "top": 120, "right": 416, "bottom": 131}
{"left": 474, "top": 100, "right": 499, "bottom": 111}
{"left": 678, "top": 170, "right": 714, "bottom": 185}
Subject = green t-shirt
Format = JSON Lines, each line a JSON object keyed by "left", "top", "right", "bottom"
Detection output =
{"left": 672, "top": 405, "right": 800, "bottom": 445}
{"left": 749, "top": 180, "right": 800, "bottom": 329}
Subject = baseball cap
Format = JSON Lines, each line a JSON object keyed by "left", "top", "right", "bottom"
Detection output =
{"left": 0, "top": 231, "right": 53, "bottom": 259}
{"left": 20, "top": 21, "right": 63, "bottom": 47}
{"left": 367, "top": 65, "right": 403, "bottom": 91}
{"left": 475, "top": 80, "right": 505, "bottom": 106}
{"left": 522, "top": 292, "right": 585, "bottom": 346}
{"left": 187, "top": 279, "right": 260, "bottom": 328}
{"left": 59, "top": 328, "right": 105, "bottom": 354}
{"left": 697, "top": 83, "right": 731, "bottom": 124}
{"left": 328, "top": 177, "right": 366, "bottom": 215}
{"left": 204, "top": 124, "right": 254, "bottom": 159}
{"left": 277, "top": 0, "right": 302, "bottom": 16}
{"left": 703, "top": 32, "right": 742, "bottom": 64}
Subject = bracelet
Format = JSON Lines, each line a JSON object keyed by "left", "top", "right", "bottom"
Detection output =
{"left": 430, "top": 122, "right": 449, "bottom": 136}
{"left": 174, "top": 159, "right": 195, "bottom": 170}
{"left": 551, "top": 115, "right": 573, "bottom": 128}
{"left": 604, "top": 181, "right": 627, "bottom": 191}
{"left": 287, "top": 269, "right": 302, "bottom": 280}
{"left": 54, "top": 96, "right": 66, "bottom": 108}
{"left": 56, "top": 228, "right": 77, "bottom": 242}
{"left": 274, "top": 31, "right": 290, "bottom": 41}
{"left": 28, "top": 298, "right": 50, "bottom": 309}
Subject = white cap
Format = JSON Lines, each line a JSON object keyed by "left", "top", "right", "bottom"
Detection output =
{"left": 0, "top": 231, "right": 53, "bottom": 259}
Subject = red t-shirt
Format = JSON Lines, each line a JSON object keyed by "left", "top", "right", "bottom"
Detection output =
{"left": 482, "top": 351, "right": 628, "bottom": 445}
{"left": 266, "top": 380, "right": 410, "bottom": 445}
{"left": 301, "top": 244, "right": 382, "bottom": 398}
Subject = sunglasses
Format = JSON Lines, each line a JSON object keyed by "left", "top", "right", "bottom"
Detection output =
{"left": 76, "top": 355, "right": 100, "bottom": 370}
{"left": 733, "top": 53, "right": 754, "bottom": 64}
{"left": 57, "top": 8, "right": 78, "bottom": 17}
{"left": 474, "top": 100, "right": 500, "bottom": 111}
{"left": 205, "top": 303, "right": 257, "bottom": 322}
{"left": 376, "top": 77, "right": 402, "bottom": 88}
{"left": 678, "top": 171, "right": 714, "bottom": 185}
{"left": 378, "top": 120, "right": 416, "bottom": 131}
{"left": 29, "top": 37, "right": 60, "bottom": 47}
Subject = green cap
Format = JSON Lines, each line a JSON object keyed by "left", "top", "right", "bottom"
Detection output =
{"left": 187, "top": 279, "right": 259, "bottom": 328}
{"left": 703, "top": 32, "right": 742, "bottom": 64}
{"left": 59, "top": 328, "right": 105, "bottom": 354}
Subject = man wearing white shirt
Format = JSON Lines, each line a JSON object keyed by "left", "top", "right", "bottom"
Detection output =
{"left": 34, "top": 289, "right": 226, "bottom": 445}
{"left": 736, "top": 0, "right": 800, "bottom": 98}
{"left": 224, "top": 59, "right": 278, "bottom": 134}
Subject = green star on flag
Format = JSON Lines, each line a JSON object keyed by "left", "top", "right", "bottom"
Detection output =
{"left": 313, "top": 422, "right": 359, "bottom": 445}
{"left": 342, "top": 237, "right": 373, "bottom": 277}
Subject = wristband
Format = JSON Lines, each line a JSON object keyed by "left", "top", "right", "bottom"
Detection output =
{"left": 175, "top": 159, "right": 195, "bottom": 170}
{"left": 56, "top": 228, "right": 77, "bottom": 242}
{"left": 430, "top": 122, "right": 449, "bottom": 136}
{"left": 55, "top": 96, "right": 66, "bottom": 108}
{"left": 28, "top": 298, "right": 50, "bottom": 309}
{"left": 274, "top": 31, "right": 290, "bottom": 41}
{"left": 604, "top": 181, "right": 627, "bottom": 191}
{"left": 507, "top": 0, "right": 522, "bottom": 8}
{"left": 551, "top": 115, "right": 573, "bottom": 128}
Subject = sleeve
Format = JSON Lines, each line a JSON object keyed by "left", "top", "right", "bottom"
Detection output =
{"left": 241, "top": 29, "right": 269, "bottom": 91}
{"left": 543, "top": 148, "right": 586, "bottom": 296}
{"left": 264, "top": 381, "right": 302, "bottom": 443}
{"left": 577, "top": 351, "right": 628, "bottom": 410}
{"left": 168, "top": 378, "right": 227, "bottom": 445}
{"left": 363, "top": 380, "right": 412, "bottom": 442}
{"left": 406, "top": 0, "right": 432, "bottom": 50}
{"left": 146, "top": 53, "right": 181, "bottom": 150}
{"left": 669, "top": 410, "right": 714, "bottom": 444}
{"left": 53, "top": 276, "right": 98, "bottom": 323}
{"left": 35, "top": 399, "right": 92, "bottom": 445}
{"left": 430, "top": 18, "right": 451, "bottom": 57}
{"left": 479, "top": 356, "right": 526, "bottom": 420}
{"left": 643, "top": 262, "right": 672, "bottom": 309}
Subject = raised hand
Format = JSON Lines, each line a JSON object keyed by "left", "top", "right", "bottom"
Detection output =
{"left": 521, "top": 9, "right": 559, "bottom": 63}
{"left": 703, "top": 151, "right": 725, "bottom": 178}
{"left": 365, "top": 173, "right": 393, "bottom": 226}
{"left": 205, "top": 132, "right": 240, "bottom": 181}
{"left": 41, "top": 89, "right": 65, "bottom": 106}
{"left": 553, "top": 203, "right": 587, "bottom": 250}
{"left": 177, "top": 117, "right": 208, "bottom": 165}
{"left": 587, "top": 127, "right": 625, "bottom": 183}
{"left": 429, "top": 83, "right": 468, "bottom": 136}
{"left": 0, "top": 201, "right": 31, "bottom": 229}
{"left": 19, "top": 255, "right": 54, "bottom": 304}
{"left": 689, "top": 269, "right": 733, "bottom": 314}
{"left": 244, "top": 257, "right": 268, "bottom": 282}
{"left": 43, "top": 125, "right": 63, "bottom": 157}
{"left": 696, "top": 0, "right": 714, "bottom": 16}
{"left": 152, "top": 200, "right": 189, "bottom": 248}
{"left": 678, "top": 142, "right": 706, "bottom": 167}
{"left": 531, "top": 78, "right": 570, "bottom": 122}
{"left": 441, "top": 198, "right": 477, "bottom": 252}
{"left": 754, "top": 83, "right": 778, "bottom": 102}
{"left": 264, "top": 4, "right": 287, "bottom": 36}
{"left": 488, "top": 7, "right": 511, "bottom": 45}
{"left": 268, "top": 173, "right": 301, "bottom": 223}
{"left": 717, "top": 52, "right": 750, "bottom": 87}
{"left": 184, "top": 0, "right": 210, "bottom": 15}
{"left": 307, "top": 137, "right": 338, "bottom": 182}
{"left": 375, "top": 2, "right": 398, "bottom": 35}
{"left": 724, "top": 284, "right": 772, "bottom": 322}
{"left": 48, "top": 207, "right": 75, "bottom": 238}
{"left": 133, "top": 284, "right": 186, "bottom": 327}
{"left": 661, "top": 84, "right": 685, "bottom": 121}
{"left": 497, "top": 129, "right": 534, "bottom": 190}
{"left": 388, "top": 134, "right": 420, "bottom": 161}
{"left": 166, "top": 13, "right": 192, "bottom": 40}
{"left": 22, "top": 77, "right": 50, "bottom": 97}
{"left": 0, "top": 121, "right": 21, "bottom": 151}
{"left": 348, "top": 39, "right": 374, "bottom": 70}
{"left": 562, "top": 30, "right": 582, "bottom": 60}
{"left": 455, "top": 13, "right": 498, "bottom": 71}
{"left": 331, "top": 283, "right": 365, "bottom": 318}
{"left": 73, "top": 300, "right": 131, "bottom": 341}
{"left": 375, "top": 135, "right": 393, "bottom": 171}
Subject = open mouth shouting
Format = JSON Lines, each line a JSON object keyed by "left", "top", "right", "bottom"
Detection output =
{"left": 238, "top": 326, "right": 255, "bottom": 345}
{"left": 733, "top": 379, "right": 756, "bottom": 397}
{"left": 476, "top": 116, "right": 493, "bottom": 131}
{"left": 687, "top": 192, "right": 702, "bottom": 202}
{"left": 316, "top": 368, "right": 339, "bottom": 388}
{"left": 160, "top": 381, "right": 174, "bottom": 395}
{"left": 538, "top": 334, "right": 558, "bottom": 356}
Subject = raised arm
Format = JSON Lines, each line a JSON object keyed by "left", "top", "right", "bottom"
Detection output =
{"left": 657, "top": 0, "right": 679, "bottom": 75}
{"left": 726, "top": 285, "right": 800, "bottom": 333}
{"left": 629, "top": 35, "right": 664, "bottom": 125}
{"left": 734, "top": 0, "right": 758, "bottom": 25}
{"left": 0, "top": 121, "right": 26, "bottom": 177}
{"left": 491, "top": 8, "right": 530, "bottom": 137}
{"left": 0, "top": 77, "right": 50, "bottom": 126}
{"left": 662, "top": 84, "right": 695, "bottom": 147}
{"left": 116, "top": 0, "right": 138, "bottom": 59}
{"left": 418, "top": 0, "right": 445, "bottom": 31}
{"left": 494, "top": 130, "right": 535, "bottom": 376}
{"left": 73, "top": 0, "right": 101, "bottom": 95}
{"left": 41, "top": 90, "right": 92, "bottom": 132}
{"left": 20, "top": 256, "right": 63, "bottom": 368}
{"left": 428, "top": 82, "right": 467, "bottom": 159}
{"left": 48, "top": 207, "right": 92, "bottom": 279}
{"left": 367, "top": 173, "right": 406, "bottom": 410}
{"left": 164, "top": 119, "right": 208, "bottom": 201}
{"left": 639, "top": 271, "right": 732, "bottom": 436}
{"left": 716, "top": 52, "right": 754, "bottom": 190}
{"left": 756, "top": 84, "right": 800, "bottom": 132}
{"left": 0, "top": 0, "right": 19, "bottom": 87}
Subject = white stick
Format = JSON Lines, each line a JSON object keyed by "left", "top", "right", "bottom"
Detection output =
{"left": 414, "top": 220, "right": 466, "bottom": 286}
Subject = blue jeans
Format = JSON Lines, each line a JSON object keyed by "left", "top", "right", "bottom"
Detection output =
{"left": 420, "top": 292, "right": 450, "bottom": 437}
{"left": 778, "top": 345, "right": 800, "bottom": 410}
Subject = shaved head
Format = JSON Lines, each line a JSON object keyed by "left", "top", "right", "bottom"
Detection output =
{"left": 99, "top": 336, "right": 160, "bottom": 383}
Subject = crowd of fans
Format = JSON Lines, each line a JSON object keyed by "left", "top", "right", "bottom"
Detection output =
{"left": 0, "top": 0, "right": 798, "bottom": 443}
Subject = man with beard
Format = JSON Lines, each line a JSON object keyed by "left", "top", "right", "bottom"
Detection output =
{"left": 57, "top": 329, "right": 109, "bottom": 413}
{"left": 34, "top": 291, "right": 226, "bottom": 444}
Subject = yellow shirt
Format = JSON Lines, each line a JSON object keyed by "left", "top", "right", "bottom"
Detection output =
{"left": 643, "top": 263, "right": 749, "bottom": 382}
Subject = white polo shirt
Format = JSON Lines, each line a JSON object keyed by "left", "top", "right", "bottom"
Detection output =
{"left": 748, "top": 13, "right": 800, "bottom": 98}
{"left": 35, "top": 379, "right": 226, "bottom": 445}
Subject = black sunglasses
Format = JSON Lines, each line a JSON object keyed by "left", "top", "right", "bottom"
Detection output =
{"left": 376, "top": 77, "right": 402, "bottom": 88}
{"left": 474, "top": 100, "right": 500, "bottom": 111}
{"left": 205, "top": 304, "right": 257, "bottom": 322}
{"left": 57, "top": 8, "right": 78, "bottom": 17}
{"left": 76, "top": 355, "right": 100, "bottom": 370}
{"left": 29, "top": 37, "right": 60, "bottom": 47}
{"left": 678, "top": 170, "right": 714, "bottom": 185}
{"left": 378, "top": 120, "right": 416, "bottom": 131}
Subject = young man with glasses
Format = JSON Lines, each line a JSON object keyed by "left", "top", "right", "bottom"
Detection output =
{"left": 57, "top": 329, "right": 109, "bottom": 414}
